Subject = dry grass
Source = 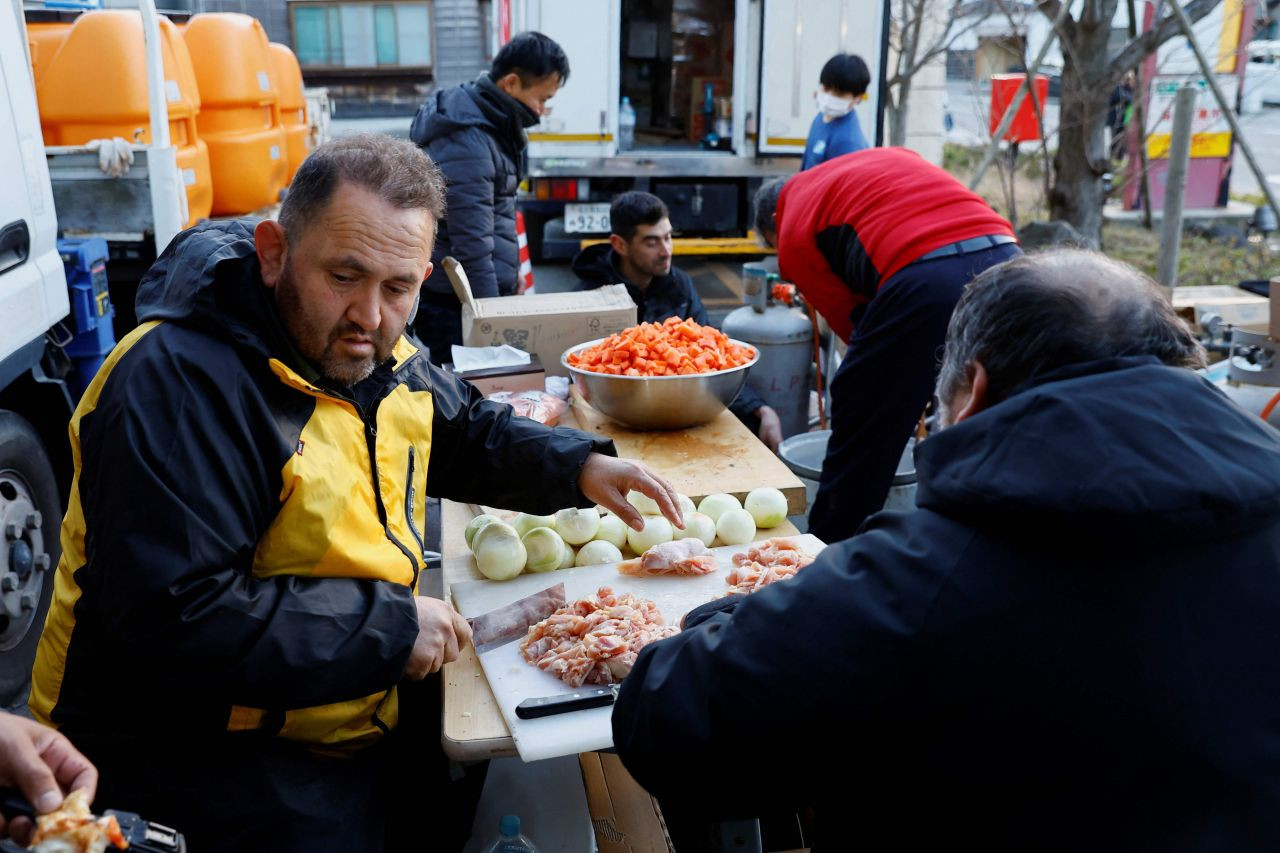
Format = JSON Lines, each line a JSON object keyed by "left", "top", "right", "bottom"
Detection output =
{"left": 1102, "top": 225, "right": 1274, "bottom": 287}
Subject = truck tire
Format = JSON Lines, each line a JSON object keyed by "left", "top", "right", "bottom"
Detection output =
{"left": 0, "top": 413, "right": 60, "bottom": 709}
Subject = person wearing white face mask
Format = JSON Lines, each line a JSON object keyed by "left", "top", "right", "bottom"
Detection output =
{"left": 802, "top": 53, "right": 872, "bottom": 170}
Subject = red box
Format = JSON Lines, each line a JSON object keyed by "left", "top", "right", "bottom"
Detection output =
{"left": 989, "top": 74, "right": 1049, "bottom": 143}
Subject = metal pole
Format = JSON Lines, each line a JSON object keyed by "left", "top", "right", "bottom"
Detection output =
{"left": 1164, "top": 0, "right": 1280, "bottom": 225}
{"left": 968, "top": 0, "right": 1074, "bottom": 191}
{"left": 1155, "top": 85, "right": 1196, "bottom": 289}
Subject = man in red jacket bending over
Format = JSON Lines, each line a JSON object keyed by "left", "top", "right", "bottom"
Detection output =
{"left": 755, "top": 148, "right": 1019, "bottom": 543}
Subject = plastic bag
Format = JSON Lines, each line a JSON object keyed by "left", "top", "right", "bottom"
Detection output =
{"left": 487, "top": 391, "right": 567, "bottom": 426}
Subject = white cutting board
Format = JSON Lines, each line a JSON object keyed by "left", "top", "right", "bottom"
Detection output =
{"left": 450, "top": 534, "right": 826, "bottom": 762}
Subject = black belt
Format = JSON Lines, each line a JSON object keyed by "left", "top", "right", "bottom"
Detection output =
{"left": 915, "top": 233, "right": 1018, "bottom": 263}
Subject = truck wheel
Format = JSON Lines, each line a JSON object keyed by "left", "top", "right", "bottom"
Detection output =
{"left": 0, "top": 414, "right": 60, "bottom": 709}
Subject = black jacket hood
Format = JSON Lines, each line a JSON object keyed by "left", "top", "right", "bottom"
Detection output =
{"left": 134, "top": 219, "right": 302, "bottom": 367}
{"left": 410, "top": 74, "right": 530, "bottom": 171}
{"left": 915, "top": 356, "right": 1280, "bottom": 544}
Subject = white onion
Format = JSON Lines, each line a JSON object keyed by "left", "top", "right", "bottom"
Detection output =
{"left": 673, "top": 511, "right": 718, "bottom": 546}
{"left": 558, "top": 543, "right": 576, "bottom": 570}
{"left": 744, "top": 488, "right": 788, "bottom": 529}
{"left": 697, "top": 493, "right": 742, "bottom": 523}
{"left": 626, "top": 516, "right": 674, "bottom": 553}
{"left": 522, "top": 526, "right": 566, "bottom": 573}
{"left": 464, "top": 514, "right": 500, "bottom": 548}
{"left": 514, "top": 512, "right": 556, "bottom": 538}
{"left": 472, "top": 522, "right": 526, "bottom": 580}
{"left": 627, "top": 490, "right": 661, "bottom": 515}
{"left": 715, "top": 508, "right": 756, "bottom": 546}
{"left": 575, "top": 540, "right": 624, "bottom": 567}
{"left": 676, "top": 493, "right": 697, "bottom": 518}
{"left": 470, "top": 519, "right": 507, "bottom": 550}
{"left": 554, "top": 507, "right": 601, "bottom": 545}
{"left": 593, "top": 514, "right": 628, "bottom": 549}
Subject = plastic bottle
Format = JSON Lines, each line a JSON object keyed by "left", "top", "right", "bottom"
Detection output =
{"left": 619, "top": 96, "right": 636, "bottom": 151}
{"left": 480, "top": 814, "right": 540, "bottom": 853}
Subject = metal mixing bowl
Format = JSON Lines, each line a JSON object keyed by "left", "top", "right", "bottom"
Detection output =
{"left": 562, "top": 337, "right": 759, "bottom": 430}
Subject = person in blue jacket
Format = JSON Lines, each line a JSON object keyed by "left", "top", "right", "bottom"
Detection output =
{"left": 612, "top": 249, "right": 1280, "bottom": 850}
{"left": 572, "top": 192, "right": 783, "bottom": 450}
{"left": 410, "top": 32, "right": 569, "bottom": 364}
{"left": 801, "top": 53, "right": 871, "bottom": 170}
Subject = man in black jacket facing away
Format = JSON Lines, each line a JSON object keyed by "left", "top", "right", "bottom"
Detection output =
{"left": 613, "top": 249, "right": 1280, "bottom": 850}
{"left": 574, "top": 191, "right": 783, "bottom": 450}
{"left": 410, "top": 32, "right": 569, "bottom": 363}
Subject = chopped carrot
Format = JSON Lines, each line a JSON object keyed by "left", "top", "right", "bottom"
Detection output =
{"left": 567, "top": 317, "right": 755, "bottom": 377}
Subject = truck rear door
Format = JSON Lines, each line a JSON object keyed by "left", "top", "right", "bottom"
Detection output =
{"left": 756, "top": 0, "right": 889, "bottom": 155}
{"left": 521, "top": 0, "right": 618, "bottom": 158}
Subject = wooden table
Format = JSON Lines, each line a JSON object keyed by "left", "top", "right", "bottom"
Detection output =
{"left": 440, "top": 396, "right": 806, "bottom": 760}
{"left": 567, "top": 388, "right": 808, "bottom": 515}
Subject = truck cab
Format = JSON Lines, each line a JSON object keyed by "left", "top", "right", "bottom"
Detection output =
{"left": 0, "top": 0, "right": 75, "bottom": 708}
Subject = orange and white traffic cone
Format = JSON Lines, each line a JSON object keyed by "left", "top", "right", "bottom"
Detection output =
{"left": 516, "top": 210, "right": 534, "bottom": 294}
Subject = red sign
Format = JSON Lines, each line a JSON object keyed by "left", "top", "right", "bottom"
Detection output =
{"left": 989, "top": 74, "right": 1049, "bottom": 143}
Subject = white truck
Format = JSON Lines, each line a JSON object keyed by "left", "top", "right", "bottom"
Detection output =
{"left": 0, "top": 0, "right": 185, "bottom": 704}
{"left": 507, "top": 0, "right": 889, "bottom": 258}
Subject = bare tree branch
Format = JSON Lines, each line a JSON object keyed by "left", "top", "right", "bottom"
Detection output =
{"left": 1035, "top": 0, "right": 1078, "bottom": 41}
{"left": 893, "top": 8, "right": 993, "bottom": 81}
{"left": 1107, "top": 0, "right": 1222, "bottom": 77}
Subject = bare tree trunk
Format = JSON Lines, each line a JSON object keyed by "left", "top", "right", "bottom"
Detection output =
{"left": 1042, "top": 0, "right": 1222, "bottom": 243}
{"left": 890, "top": 77, "right": 913, "bottom": 145}
{"left": 1049, "top": 1, "right": 1117, "bottom": 248}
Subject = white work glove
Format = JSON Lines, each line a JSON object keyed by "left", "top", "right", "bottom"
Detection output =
{"left": 85, "top": 137, "right": 134, "bottom": 178}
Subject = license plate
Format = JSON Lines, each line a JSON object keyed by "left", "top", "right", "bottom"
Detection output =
{"left": 564, "top": 203, "right": 611, "bottom": 234}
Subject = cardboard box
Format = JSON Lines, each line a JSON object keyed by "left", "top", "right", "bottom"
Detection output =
{"left": 444, "top": 257, "right": 637, "bottom": 377}
{"left": 579, "top": 753, "right": 674, "bottom": 853}
{"left": 452, "top": 354, "right": 546, "bottom": 397}
{"left": 1171, "top": 284, "right": 1271, "bottom": 335}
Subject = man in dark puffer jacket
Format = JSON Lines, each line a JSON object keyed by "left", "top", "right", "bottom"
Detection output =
{"left": 410, "top": 32, "right": 569, "bottom": 364}
{"left": 614, "top": 250, "right": 1280, "bottom": 851}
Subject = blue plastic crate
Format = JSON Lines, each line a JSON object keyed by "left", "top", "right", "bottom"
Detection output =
{"left": 57, "top": 237, "right": 115, "bottom": 396}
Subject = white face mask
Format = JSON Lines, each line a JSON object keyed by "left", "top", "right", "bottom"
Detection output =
{"left": 815, "top": 90, "right": 856, "bottom": 120}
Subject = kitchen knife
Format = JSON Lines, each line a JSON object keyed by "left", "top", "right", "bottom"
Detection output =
{"left": 515, "top": 683, "right": 619, "bottom": 719}
{"left": 465, "top": 582, "right": 567, "bottom": 654}
{"left": 0, "top": 787, "right": 186, "bottom": 852}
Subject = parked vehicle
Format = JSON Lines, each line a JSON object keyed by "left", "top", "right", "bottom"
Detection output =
{"left": 0, "top": 0, "right": 197, "bottom": 703}
{"left": 504, "top": 0, "right": 890, "bottom": 259}
{"left": 1246, "top": 39, "right": 1280, "bottom": 108}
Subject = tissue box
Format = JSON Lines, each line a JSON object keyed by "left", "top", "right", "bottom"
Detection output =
{"left": 453, "top": 354, "right": 546, "bottom": 396}
{"left": 444, "top": 258, "right": 637, "bottom": 377}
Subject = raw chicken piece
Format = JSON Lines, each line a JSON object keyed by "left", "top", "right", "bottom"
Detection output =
{"left": 519, "top": 586, "right": 677, "bottom": 687}
{"left": 618, "top": 538, "right": 717, "bottom": 577}
{"left": 724, "top": 538, "right": 816, "bottom": 596}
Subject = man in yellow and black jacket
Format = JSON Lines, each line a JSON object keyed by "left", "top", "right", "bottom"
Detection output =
{"left": 29, "top": 134, "right": 681, "bottom": 852}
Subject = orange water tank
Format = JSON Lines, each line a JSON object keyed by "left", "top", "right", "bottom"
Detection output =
{"left": 35, "top": 11, "right": 213, "bottom": 226}
{"left": 25, "top": 22, "right": 71, "bottom": 86}
{"left": 269, "top": 43, "right": 309, "bottom": 184}
{"left": 183, "top": 13, "right": 287, "bottom": 215}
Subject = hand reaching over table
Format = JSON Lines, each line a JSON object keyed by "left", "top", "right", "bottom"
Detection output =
{"left": 577, "top": 454, "right": 683, "bottom": 531}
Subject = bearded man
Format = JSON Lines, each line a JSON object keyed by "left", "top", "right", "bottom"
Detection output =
{"left": 30, "top": 134, "right": 681, "bottom": 852}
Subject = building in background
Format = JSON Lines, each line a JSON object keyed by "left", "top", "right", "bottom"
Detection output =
{"left": 161, "top": 0, "right": 493, "bottom": 116}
